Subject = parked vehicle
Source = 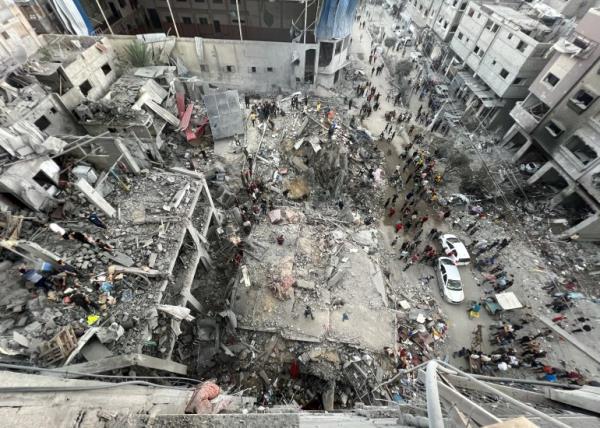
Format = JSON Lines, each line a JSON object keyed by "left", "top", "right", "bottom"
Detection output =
{"left": 439, "top": 234, "right": 471, "bottom": 265}
{"left": 436, "top": 257, "right": 465, "bottom": 304}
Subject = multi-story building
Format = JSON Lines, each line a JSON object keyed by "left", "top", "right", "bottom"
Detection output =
{"left": 501, "top": 8, "right": 600, "bottom": 240}
{"left": 141, "top": 0, "right": 320, "bottom": 43}
{"left": 446, "top": 1, "right": 562, "bottom": 130}
{"left": 0, "top": 0, "right": 43, "bottom": 80}
{"left": 14, "top": 0, "right": 65, "bottom": 34}
{"left": 15, "top": 0, "right": 145, "bottom": 36}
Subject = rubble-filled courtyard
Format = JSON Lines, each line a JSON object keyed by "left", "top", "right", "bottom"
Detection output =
{"left": 0, "top": 1, "right": 600, "bottom": 425}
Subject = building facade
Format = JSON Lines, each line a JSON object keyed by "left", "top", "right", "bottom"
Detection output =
{"left": 0, "top": 0, "right": 44, "bottom": 80}
{"left": 14, "top": 0, "right": 65, "bottom": 34}
{"left": 446, "top": 2, "right": 560, "bottom": 130}
{"left": 140, "top": 0, "right": 319, "bottom": 43}
{"left": 501, "top": 8, "right": 600, "bottom": 240}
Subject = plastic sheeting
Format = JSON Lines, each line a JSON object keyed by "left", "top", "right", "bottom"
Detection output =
{"left": 315, "top": 0, "right": 359, "bottom": 40}
{"left": 51, "top": 0, "right": 94, "bottom": 35}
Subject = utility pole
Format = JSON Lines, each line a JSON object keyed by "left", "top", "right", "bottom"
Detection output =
{"left": 165, "top": 0, "right": 180, "bottom": 38}
{"left": 303, "top": 0, "right": 308, "bottom": 44}
{"left": 94, "top": 0, "right": 114, "bottom": 35}
{"left": 235, "top": 0, "right": 243, "bottom": 40}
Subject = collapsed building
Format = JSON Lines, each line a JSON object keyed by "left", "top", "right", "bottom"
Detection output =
{"left": 1, "top": 0, "right": 600, "bottom": 426}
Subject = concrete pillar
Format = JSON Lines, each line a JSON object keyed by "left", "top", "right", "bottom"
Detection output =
{"left": 511, "top": 138, "right": 533, "bottom": 164}
{"left": 561, "top": 212, "right": 600, "bottom": 241}
{"left": 548, "top": 186, "right": 576, "bottom": 210}
{"left": 501, "top": 124, "right": 519, "bottom": 147}
{"left": 526, "top": 161, "right": 555, "bottom": 186}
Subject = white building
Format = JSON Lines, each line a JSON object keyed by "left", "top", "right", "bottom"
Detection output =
{"left": 446, "top": 1, "right": 559, "bottom": 130}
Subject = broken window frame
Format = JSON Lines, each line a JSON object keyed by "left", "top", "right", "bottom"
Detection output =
{"left": 568, "top": 88, "right": 596, "bottom": 113}
{"left": 566, "top": 135, "right": 598, "bottom": 166}
{"left": 34, "top": 115, "right": 51, "bottom": 131}
{"left": 79, "top": 80, "right": 93, "bottom": 96}
{"left": 334, "top": 40, "right": 342, "bottom": 55}
{"left": 318, "top": 41, "right": 334, "bottom": 67}
{"left": 101, "top": 63, "right": 112, "bottom": 75}
{"left": 544, "top": 72, "right": 560, "bottom": 87}
{"left": 525, "top": 99, "right": 550, "bottom": 120}
{"left": 545, "top": 120, "right": 564, "bottom": 138}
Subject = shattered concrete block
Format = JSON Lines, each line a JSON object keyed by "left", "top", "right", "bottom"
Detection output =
{"left": 268, "top": 209, "right": 282, "bottom": 224}
{"left": 24, "top": 321, "right": 42, "bottom": 335}
{"left": 296, "top": 279, "right": 315, "bottom": 290}
{"left": 13, "top": 331, "right": 29, "bottom": 347}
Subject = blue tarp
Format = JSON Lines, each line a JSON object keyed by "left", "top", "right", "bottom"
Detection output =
{"left": 316, "top": 0, "right": 359, "bottom": 40}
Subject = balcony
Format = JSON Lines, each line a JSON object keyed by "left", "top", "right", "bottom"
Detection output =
{"left": 509, "top": 95, "right": 550, "bottom": 133}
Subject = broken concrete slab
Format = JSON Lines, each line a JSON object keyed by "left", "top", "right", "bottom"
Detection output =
{"left": 75, "top": 178, "right": 116, "bottom": 218}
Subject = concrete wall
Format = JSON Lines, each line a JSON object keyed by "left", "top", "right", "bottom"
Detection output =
{"left": 107, "top": 35, "right": 314, "bottom": 93}
{"left": 16, "top": 0, "right": 64, "bottom": 34}
{"left": 57, "top": 36, "right": 119, "bottom": 109}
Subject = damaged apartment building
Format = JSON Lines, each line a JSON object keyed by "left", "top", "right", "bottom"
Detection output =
{"left": 403, "top": 0, "right": 586, "bottom": 131}
{"left": 400, "top": 0, "right": 600, "bottom": 240}
{"left": 0, "top": 27, "right": 219, "bottom": 375}
{"left": 501, "top": 7, "right": 600, "bottom": 240}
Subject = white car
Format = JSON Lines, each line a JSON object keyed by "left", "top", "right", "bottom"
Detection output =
{"left": 439, "top": 234, "right": 471, "bottom": 266}
{"left": 436, "top": 257, "right": 465, "bottom": 304}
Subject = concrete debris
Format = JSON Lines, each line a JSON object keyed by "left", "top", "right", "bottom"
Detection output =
{"left": 0, "top": 7, "right": 599, "bottom": 423}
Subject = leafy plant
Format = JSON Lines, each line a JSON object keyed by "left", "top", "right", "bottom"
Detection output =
{"left": 123, "top": 41, "right": 151, "bottom": 67}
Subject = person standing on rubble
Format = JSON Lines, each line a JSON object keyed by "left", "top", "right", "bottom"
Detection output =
{"left": 304, "top": 305, "right": 314, "bottom": 320}
{"left": 249, "top": 111, "right": 256, "bottom": 127}
{"left": 316, "top": 100, "right": 321, "bottom": 114}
